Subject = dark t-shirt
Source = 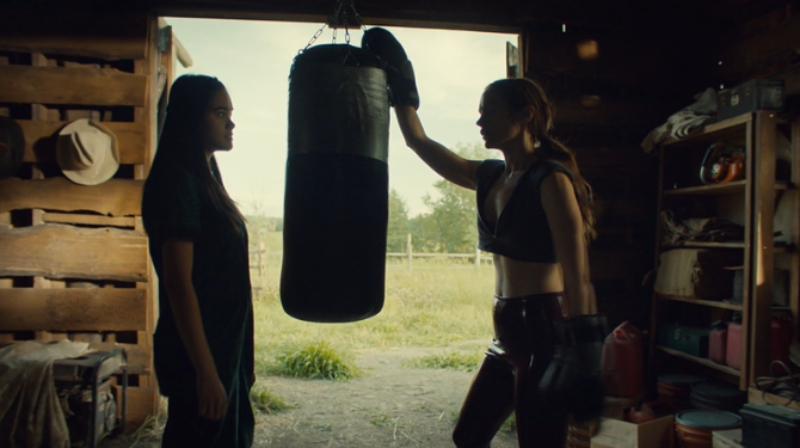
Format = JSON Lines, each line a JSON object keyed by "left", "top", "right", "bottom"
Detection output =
{"left": 143, "top": 167, "right": 254, "bottom": 398}
{"left": 475, "top": 158, "right": 574, "bottom": 263}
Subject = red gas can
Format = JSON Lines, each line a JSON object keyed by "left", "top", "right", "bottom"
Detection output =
{"left": 601, "top": 321, "right": 644, "bottom": 398}
{"left": 771, "top": 317, "right": 793, "bottom": 366}
{"left": 709, "top": 320, "right": 728, "bottom": 365}
{"left": 726, "top": 316, "right": 743, "bottom": 371}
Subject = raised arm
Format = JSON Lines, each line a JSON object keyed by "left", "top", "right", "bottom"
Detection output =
{"left": 395, "top": 105, "right": 479, "bottom": 189}
{"left": 363, "top": 27, "right": 479, "bottom": 189}
{"left": 540, "top": 172, "right": 596, "bottom": 316}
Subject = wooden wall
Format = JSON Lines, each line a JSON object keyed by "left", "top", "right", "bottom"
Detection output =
{"left": 0, "top": 12, "right": 169, "bottom": 429}
{"left": 520, "top": 17, "right": 716, "bottom": 331}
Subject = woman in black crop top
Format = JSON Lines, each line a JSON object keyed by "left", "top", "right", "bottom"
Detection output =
{"left": 363, "top": 28, "right": 607, "bottom": 448}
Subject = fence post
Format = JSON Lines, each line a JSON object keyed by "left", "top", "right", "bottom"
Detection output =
{"left": 258, "top": 242, "right": 265, "bottom": 277}
{"left": 475, "top": 246, "right": 480, "bottom": 269}
{"left": 406, "top": 233, "right": 413, "bottom": 272}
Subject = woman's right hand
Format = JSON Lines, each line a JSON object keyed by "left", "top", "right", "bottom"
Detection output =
{"left": 196, "top": 367, "right": 228, "bottom": 420}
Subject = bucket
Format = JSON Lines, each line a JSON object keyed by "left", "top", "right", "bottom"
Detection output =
{"left": 657, "top": 373, "right": 706, "bottom": 411}
{"left": 675, "top": 410, "right": 742, "bottom": 448}
{"left": 689, "top": 381, "right": 746, "bottom": 413}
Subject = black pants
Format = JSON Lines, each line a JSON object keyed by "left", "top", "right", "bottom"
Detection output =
{"left": 453, "top": 293, "right": 569, "bottom": 448}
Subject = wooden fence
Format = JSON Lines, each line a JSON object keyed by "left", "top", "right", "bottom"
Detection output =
{"left": 249, "top": 234, "right": 492, "bottom": 275}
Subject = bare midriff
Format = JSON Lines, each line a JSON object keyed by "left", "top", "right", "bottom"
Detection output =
{"left": 492, "top": 254, "right": 563, "bottom": 298}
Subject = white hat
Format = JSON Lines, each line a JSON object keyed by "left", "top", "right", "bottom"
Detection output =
{"left": 56, "top": 119, "right": 120, "bottom": 186}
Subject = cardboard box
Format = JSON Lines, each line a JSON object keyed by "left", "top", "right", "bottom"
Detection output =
{"left": 712, "top": 428, "right": 743, "bottom": 448}
{"left": 590, "top": 415, "right": 674, "bottom": 448}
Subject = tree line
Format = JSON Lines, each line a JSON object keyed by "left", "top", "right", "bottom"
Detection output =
{"left": 248, "top": 142, "right": 495, "bottom": 254}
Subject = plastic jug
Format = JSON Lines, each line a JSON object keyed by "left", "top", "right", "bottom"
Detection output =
{"left": 601, "top": 321, "right": 644, "bottom": 398}
{"left": 771, "top": 317, "right": 793, "bottom": 366}
{"left": 709, "top": 320, "right": 728, "bottom": 365}
{"left": 725, "top": 314, "right": 743, "bottom": 371}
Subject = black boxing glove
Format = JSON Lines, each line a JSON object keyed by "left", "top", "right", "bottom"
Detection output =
{"left": 361, "top": 27, "right": 420, "bottom": 110}
{"left": 538, "top": 314, "right": 608, "bottom": 423}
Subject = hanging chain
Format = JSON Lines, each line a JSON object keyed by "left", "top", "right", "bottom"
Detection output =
{"left": 297, "top": 0, "right": 366, "bottom": 56}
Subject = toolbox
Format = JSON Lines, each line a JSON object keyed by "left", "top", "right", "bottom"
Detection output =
{"left": 717, "top": 78, "right": 785, "bottom": 121}
{"left": 739, "top": 403, "right": 800, "bottom": 448}
{"left": 657, "top": 324, "right": 710, "bottom": 358}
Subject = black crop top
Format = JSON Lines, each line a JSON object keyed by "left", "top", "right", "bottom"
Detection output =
{"left": 476, "top": 158, "right": 574, "bottom": 262}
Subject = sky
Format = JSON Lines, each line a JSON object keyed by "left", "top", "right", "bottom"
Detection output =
{"left": 166, "top": 17, "right": 516, "bottom": 217}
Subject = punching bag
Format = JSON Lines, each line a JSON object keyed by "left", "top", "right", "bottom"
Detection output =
{"left": 281, "top": 44, "right": 390, "bottom": 323}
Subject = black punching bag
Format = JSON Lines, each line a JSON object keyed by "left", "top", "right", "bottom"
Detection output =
{"left": 281, "top": 44, "right": 390, "bottom": 323}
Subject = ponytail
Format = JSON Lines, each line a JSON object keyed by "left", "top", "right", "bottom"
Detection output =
{"left": 539, "top": 135, "right": 596, "bottom": 242}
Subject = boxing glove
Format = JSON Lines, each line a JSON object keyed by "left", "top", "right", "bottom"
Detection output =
{"left": 539, "top": 314, "right": 608, "bottom": 423}
{"left": 361, "top": 27, "right": 420, "bottom": 110}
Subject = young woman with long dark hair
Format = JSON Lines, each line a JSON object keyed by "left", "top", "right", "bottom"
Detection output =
{"left": 142, "top": 74, "right": 254, "bottom": 447}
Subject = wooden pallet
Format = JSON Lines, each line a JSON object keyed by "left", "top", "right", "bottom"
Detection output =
{"left": 0, "top": 12, "right": 175, "bottom": 431}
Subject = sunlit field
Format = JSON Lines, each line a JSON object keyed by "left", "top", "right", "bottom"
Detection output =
{"left": 249, "top": 232, "right": 496, "bottom": 368}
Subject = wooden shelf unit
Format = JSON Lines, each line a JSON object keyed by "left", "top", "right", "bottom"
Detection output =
{"left": 656, "top": 293, "right": 743, "bottom": 311}
{"left": 649, "top": 111, "right": 800, "bottom": 391}
{"left": 656, "top": 346, "right": 742, "bottom": 377}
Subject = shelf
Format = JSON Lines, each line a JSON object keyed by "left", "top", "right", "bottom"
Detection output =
{"left": 664, "top": 181, "right": 746, "bottom": 195}
{"left": 663, "top": 181, "right": 788, "bottom": 196}
{"left": 662, "top": 242, "right": 745, "bottom": 249}
{"left": 662, "top": 113, "right": 751, "bottom": 147}
{"left": 657, "top": 294, "right": 743, "bottom": 310}
{"left": 656, "top": 346, "right": 741, "bottom": 377}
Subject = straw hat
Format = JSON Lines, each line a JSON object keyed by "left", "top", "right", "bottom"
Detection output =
{"left": 56, "top": 119, "right": 120, "bottom": 185}
{"left": 0, "top": 117, "right": 24, "bottom": 180}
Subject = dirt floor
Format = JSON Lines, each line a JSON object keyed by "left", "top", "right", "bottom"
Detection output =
{"left": 100, "top": 346, "right": 520, "bottom": 448}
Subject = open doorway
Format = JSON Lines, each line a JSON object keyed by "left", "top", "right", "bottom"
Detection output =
{"left": 112, "top": 16, "right": 521, "bottom": 448}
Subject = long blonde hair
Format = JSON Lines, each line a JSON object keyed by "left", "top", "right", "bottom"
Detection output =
{"left": 487, "top": 77, "right": 596, "bottom": 241}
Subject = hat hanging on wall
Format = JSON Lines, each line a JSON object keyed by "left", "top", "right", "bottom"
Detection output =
{"left": 0, "top": 116, "right": 25, "bottom": 180}
{"left": 56, "top": 119, "right": 120, "bottom": 185}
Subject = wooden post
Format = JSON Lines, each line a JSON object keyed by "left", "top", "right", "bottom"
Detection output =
{"left": 258, "top": 242, "right": 265, "bottom": 277}
{"left": 406, "top": 233, "right": 412, "bottom": 272}
{"left": 475, "top": 247, "right": 481, "bottom": 269}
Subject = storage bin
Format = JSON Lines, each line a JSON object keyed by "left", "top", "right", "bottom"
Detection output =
{"left": 717, "top": 79, "right": 785, "bottom": 121}
{"left": 739, "top": 403, "right": 800, "bottom": 448}
{"left": 675, "top": 410, "right": 742, "bottom": 448}
{"left": 658, "top": 324, "right": 710, "bottom": 358}
{"left": 689, "top": 381, "right": 746, "bottom": 413}
{"left": 725, "top": 317, "right": 743, "bottom": 371}
{"left": 658, "top": 374, "right": 706, "bottom": 412}
{"left": 709, "top": 321, "right": 728, "bottom": 365}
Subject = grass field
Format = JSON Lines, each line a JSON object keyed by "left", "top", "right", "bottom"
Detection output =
{"left": 251, "top": 257, "right": 495, "bottom": 369}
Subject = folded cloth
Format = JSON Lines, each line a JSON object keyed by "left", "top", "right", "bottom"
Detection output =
{"left": 0, "top": 340, "right": 91, "bottom": 448}
{"left": 642, "top": 88, "right": 718, "bottom": 153}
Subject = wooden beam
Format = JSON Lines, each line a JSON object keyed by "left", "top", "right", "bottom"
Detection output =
{"left": 0, "top": 177, "right": 143, "bottom": 216}
{"left": 42, "top": 212, "right": 137, "bottom": 228}
{"left": 0, "top": 288, "right": 146, "bottom": 331}
{"left": 88, "top": 342, "right": 151, "bottom": 375}
{"left": 0, "top": 224, "right": 148, "bottom": 282}
{"left": 118, "top": 386, "right": 160, "bottom": 432}
{"left": 18, "top": 120, "right": 147, "bottom": 165}
{"left": 0, "top": 65, "right": 147, "bottom": 106}
{"left": 554, "top": 99, "right": 667, "bottom": 127}
{"left": 0, "top": 12, "right": 148, "bottom": 60}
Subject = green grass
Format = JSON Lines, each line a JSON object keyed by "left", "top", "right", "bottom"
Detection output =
{"left": 249, "top": 384, "right": 291, "bottom": 413}
{"left": 402, "top": 350, "right": 482, "bottom": 372}
{"left": 251, "top": 252, "right": 495, "bottom": 358}
{"left": 266, "top": 341, "right": 362, "bottom": 380}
